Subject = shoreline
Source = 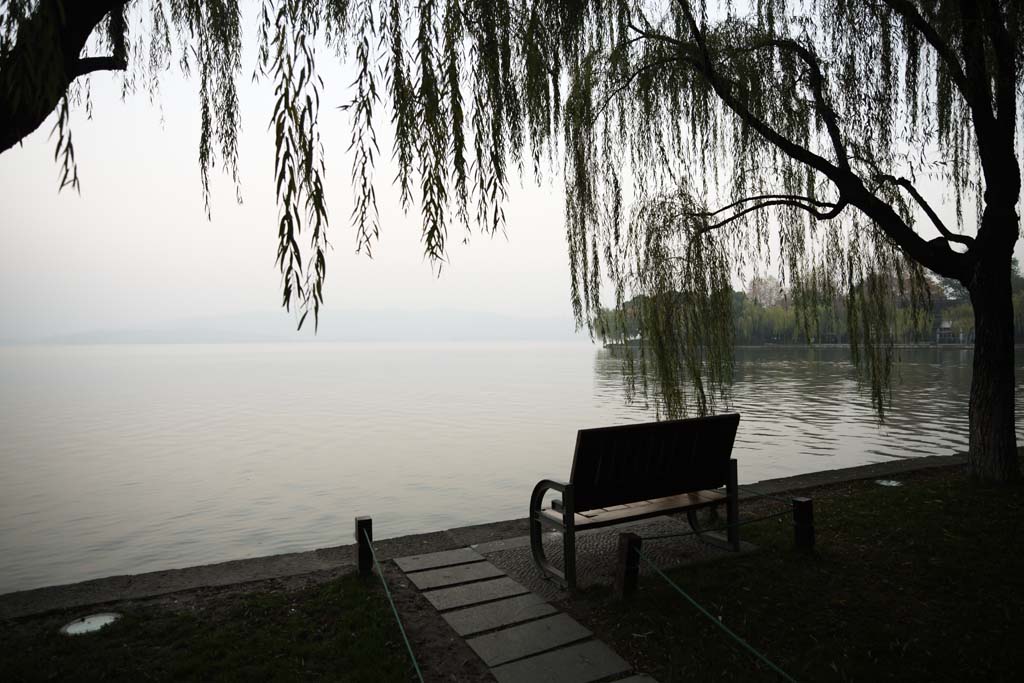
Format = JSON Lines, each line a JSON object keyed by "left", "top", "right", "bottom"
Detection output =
{"left": 0, "top": 453, "right": 968, "bottom": 621}
{"left": 603, "top": 341, "right": 997, "bottom": 350}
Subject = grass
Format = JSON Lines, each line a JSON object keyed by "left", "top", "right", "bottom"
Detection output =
{"left": 0, "top": 573, "right": 414, "bottom": 682}
{"left": 4, "top": 464, "right": 1021, "bottom": 682}
{"left": 572, "top": 465, "right": 1024, "bottom": 681}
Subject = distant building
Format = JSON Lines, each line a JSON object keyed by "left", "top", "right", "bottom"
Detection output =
{"left": 935, "top": 320, "right": 959, "bottom": 344}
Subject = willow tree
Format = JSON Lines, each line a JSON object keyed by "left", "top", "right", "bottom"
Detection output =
{"left": 1, "top": 0, "right": 1019, "bottom": 481}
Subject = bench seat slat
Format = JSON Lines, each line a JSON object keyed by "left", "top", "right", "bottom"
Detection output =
{"left": 539, "top": 490, "right": 726, "bottom": 531}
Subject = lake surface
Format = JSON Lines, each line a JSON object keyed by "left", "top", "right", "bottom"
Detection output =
{"left": 1, "top": 343, "right": 1021, "bottom": 594}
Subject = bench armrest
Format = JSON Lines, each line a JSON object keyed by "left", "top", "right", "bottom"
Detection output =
{"left": 530, "top": 479, "right": 574, "bottom": 523}
{"left": 533, "top": 478, "right": 568, "bottom": 494}
{"left": 530, "top": 478, "right": 569, "bottom": 507}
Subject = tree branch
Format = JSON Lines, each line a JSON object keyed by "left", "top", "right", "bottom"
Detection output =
{"left": 735, "top": 37, "right": 849, "bottom": 169}
{"left": 879, "top": 1, "right": 1016, "bottom": 219}
{"left": 70, "top": 55, "right": 128, "bottom": 79}
{"left": 665, "top": 11, "right": 841, "bottom": 182}
{"left": 959, "top": 1, "right": 998, "bottom": 146}
{"left": 592, "top": 56, "right": 681, "bottom": 122}
{"left": 663, "top": 3, "right": 966, "bottom": 279}
{"left": 874, "top": 173, "right": 975, "bottom": 247}
{"left": 697, "top": 193, "right": 841, "bottom": 217}
{"left": 976, "top": 0, "right": 1020, "bottom": 206}
{"left": 627, "top": 23, "right": 693, "bottom": 54}
{"left": 981, "top": 0, "right": 1015, "bottom": 126}
{"left": 0, "top": 0, "right": 125, "bottom": 154}
{"left": 696, "top": 196, "right": 847, "bottom": 234}
{"left": 878, "top": 0, "right": 971, "bottom": 98}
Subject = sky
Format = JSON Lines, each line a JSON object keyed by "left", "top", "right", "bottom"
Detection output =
{"left": 0, "top": 28, "right": 576, "bottom": 342}
{"left": 1, "top": 7, "right": 1021, "bottom": 343}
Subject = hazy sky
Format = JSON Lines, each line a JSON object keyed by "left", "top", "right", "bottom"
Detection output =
{"left": 0, "top": 40, "right": 575, "bottom": 341}
{"left": 1, "top": 11, "right": 1021, "bottom": 342}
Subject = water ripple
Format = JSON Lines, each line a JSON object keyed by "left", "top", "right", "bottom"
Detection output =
{"left": 0, "top": 343, "right": 1020, "bottom": 594}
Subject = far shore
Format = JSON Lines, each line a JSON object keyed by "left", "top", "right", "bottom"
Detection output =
{"left": 601, "top": 341, "right": 1010, "bottom": 350}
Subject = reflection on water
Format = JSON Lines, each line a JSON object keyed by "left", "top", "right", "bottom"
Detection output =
{"left": 594, "top": 344, "right": 1019, "bottom": 485}
{"left": 0, "top": 343, "right": 1020, "bottom": 594}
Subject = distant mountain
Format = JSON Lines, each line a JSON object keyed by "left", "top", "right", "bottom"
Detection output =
{"left": 18, "top": 310, "right": 589, "bottom": 345}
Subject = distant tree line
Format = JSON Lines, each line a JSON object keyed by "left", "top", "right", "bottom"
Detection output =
{"left": 596, "top": 260, "right": 1024, "bottom": 347}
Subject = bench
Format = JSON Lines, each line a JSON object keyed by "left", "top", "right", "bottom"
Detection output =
{"left": 529, "top": 413, "right": 741, "bottom": 591}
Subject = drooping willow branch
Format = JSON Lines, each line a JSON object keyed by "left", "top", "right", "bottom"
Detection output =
{"left": 733, "top": 37, "right": 849, "bottom": 170}
{"left": 664, "top": 2, "right": 967, "bottom": 280}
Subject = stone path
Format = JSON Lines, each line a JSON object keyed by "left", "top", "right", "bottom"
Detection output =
{"left": 394, "top": 547, "right": 658, "bottom": 683}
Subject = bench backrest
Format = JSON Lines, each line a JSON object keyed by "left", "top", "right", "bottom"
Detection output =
{"left": 569, "top": 413, "right": 740, "bottom": 511}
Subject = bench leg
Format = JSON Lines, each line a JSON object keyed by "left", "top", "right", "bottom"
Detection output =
{"left": 529, "top": 516, "right": 576, "bottom": 590}
{"left": 685, "top": 506, "right": 739, "bottom": 551}
{"left": 530, "top": 514, "right": 563, "bottom": 583}
{"left": 563, "top": 525, "right": 577, "bottom": 592}
{"left": 686, "top": 509, "right": 702, "bottom": 534}
{"left": 727, "top": 458, "right": 740, "bottom": 551}
{"left": 686, "top": 508, "right": 725, "bottom": 548}
{"left": 529, "top": 515, "right": 546, "bottom": 573}
{"left": 528, "top": 482, "right": 577, "bottom": 592}
{"left": 561, "top": 485, "right": 578, "bottom": 592}
{"left": 530, "top": 482, "right": 572, "bottom": 587}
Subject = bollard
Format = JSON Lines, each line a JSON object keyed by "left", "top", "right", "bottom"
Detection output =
{"left": 792, "top": 497, "right": 814, "bottom": 550}
{"left": 727, "top": 458, "right": 740, "bottom": 550}
{"left": 614, "top": 532, "right": 642, "bottom": 599}
{"left": 355, "top": 516, "right": 373, "bottom": 577}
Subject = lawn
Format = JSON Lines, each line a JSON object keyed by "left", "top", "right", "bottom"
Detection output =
{"left": 570, "top": 463, "right": 1024, "bottom": 681}
{"left": 0, "top": 573, "right": 414, "bottom": 682}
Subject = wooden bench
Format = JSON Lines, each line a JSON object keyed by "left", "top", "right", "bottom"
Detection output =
{"left": 529, "top": 413, "right": 741, "bottom": 591}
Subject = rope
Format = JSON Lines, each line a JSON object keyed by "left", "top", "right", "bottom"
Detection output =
{"left": 641, "top": 509, "right": 790, "bottom": 541}
{"left": 738, "top": 484, "right": 796, "bottom": 505}
{"left": 362, "top": 529, "right": 425, "bottom": 683}
{"left": 634, "top": 546, "right": 798, "bottom": 682}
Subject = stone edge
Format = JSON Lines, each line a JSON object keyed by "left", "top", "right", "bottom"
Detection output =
{"left": 1, "top": 453, "right": 968, "bottom": 619}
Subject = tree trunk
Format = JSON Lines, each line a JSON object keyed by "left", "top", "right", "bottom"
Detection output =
{"left": 967, "top": 244, "right": 1019, "bottom": 483}
{"left": 0, "top": 0, "right": 123, "bottom": 154}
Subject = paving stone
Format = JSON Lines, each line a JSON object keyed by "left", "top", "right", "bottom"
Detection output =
{"left": 490, "top": 639, "right": 631, "bottom": 683}
{"left": 406, "top": 561, "right": 505, "bottom": 590}
{"left": 394, "top": 547, "right": 483, "bottom": 573}
{"left": 442, "top": 593, "right": 558, "bottom": 637}
{"left": 467, "top": 613, "right": 592, "bottom": 667}
{"left": 423, "top": 576, "right": 530, "bottom": 611}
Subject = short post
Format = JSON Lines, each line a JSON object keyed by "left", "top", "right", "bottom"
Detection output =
{"left": 792, "top": 497, "right": 814, "bottom": 550}
{"left": 726, "top": 458, "right": 740, "bottom": 550}
{"left": 614, "top": 532, "right": 642, "bottom": 599}
{"left": 355, "top": 516, "right": 373, "bottom": 577}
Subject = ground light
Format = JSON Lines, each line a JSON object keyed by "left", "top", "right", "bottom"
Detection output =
{"left": 60, "top": 613, "right": 121, "bottom": 635}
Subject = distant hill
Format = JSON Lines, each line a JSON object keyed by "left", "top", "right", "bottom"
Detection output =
{"left": 12, "top": 310, "right": 588, "bottom": 345}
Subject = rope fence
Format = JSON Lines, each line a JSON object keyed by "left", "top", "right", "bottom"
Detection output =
{"left": 634, "top": 545, "right": 798, "bottom": 682}
{"left": 737, "top": 483, "right": 800, "bottom": 505}
{"left": 356, "top": 518, "right": 424, "bottom": 683}
{"left": 614, "top": 493, "right": 817, "bottom": 682}
{"left": 352, "top": 488, "right": 814, "bottom": 683}
{"left": 641, "top": 509, "right": 791, "bottom": 541}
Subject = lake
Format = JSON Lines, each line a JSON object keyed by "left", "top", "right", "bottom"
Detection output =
{"left": 1, "top": 343, "right": 1021, "bottom": 594}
